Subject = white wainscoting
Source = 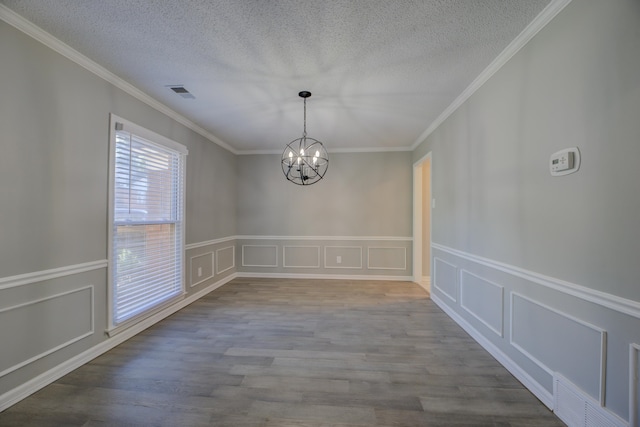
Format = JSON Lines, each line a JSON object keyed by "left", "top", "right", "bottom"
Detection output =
{"left": 431, "top": 243, "right": 640, "bottom": 319}
{"left": 367, "top": 247, "right": 406, "bottom": 270}
{"left": 511, "top": 293, "right": 606, "bottom": 404}
{"left": 433, "top": 257, "right": 457, "bottom": 302}
{"left": 0, "top": 286, "right": 94, "bottom": 378}
{"left": 185, "top": 236, "right": 236, "bottom": 251}
{"left": 189, "top": 251, "right": 214, "bottom": 287}
{"left": 283, "top": 246, "right": 321, "bottom": 268}
{"left": 460, "top": 269, "right": 504, "bottom": 337}
{"left": 631, "top": 344, "right": 640, "bottom": 427}
{"left": 324, "top": 246, "right": 363, "bottom": 269}
{"left": 0, "top": 272, "right": 237, "bottom": 413}
{"left": 237, "top": 236, "right": 412, "bottom": 279}
{"left": 0, "top": 260, "right": 107, "bottom": 290}
{"left": 430, "top": 242, "right": 638, "bottom": 425}
{"left": 242, "top": 245, "right": 278, "bottom": 267}
{"left": 216, "top": 246, "right": 235, "bottom": 275}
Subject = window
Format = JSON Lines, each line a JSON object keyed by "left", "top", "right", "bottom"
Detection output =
{"left": 108, "top": 115, "right": 187, "bottom": 331}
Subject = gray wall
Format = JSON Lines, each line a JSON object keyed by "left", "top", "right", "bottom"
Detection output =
{"left": 415, "top": 0, "right": 640, "bottom": 421}
{"left": 237, "top": 152, "right": 412, "bottom": 237}
{"left": 0, "top": 13, "right": 413, "bottom": 408}
{"left": 0, "top": 18, "right": 237, "bottom": 403}
{"left": 235, "top": 152, "right": 414, "bottom": 278}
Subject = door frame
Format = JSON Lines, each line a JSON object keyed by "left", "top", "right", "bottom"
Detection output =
{"left": 413, "top": 151, "right": 432, "bottom": 292}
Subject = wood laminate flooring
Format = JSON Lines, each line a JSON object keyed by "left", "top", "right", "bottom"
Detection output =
{"left": 0, "top": 278, "right": 564, "bottom": 426}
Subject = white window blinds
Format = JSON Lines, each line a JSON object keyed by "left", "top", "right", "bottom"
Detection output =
{"left": 111, "top": 120, "right": 186, "bottom": 325}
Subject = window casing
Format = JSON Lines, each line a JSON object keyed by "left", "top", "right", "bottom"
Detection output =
{"left": 108, "top": 114, "right": 187, "bottom": 332}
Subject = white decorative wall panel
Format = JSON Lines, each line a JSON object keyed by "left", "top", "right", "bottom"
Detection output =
{"left": 324, "top": 246, "right": 362, "bottom": 269}
{"left": 511, "top": 293, "right": 605, "bottom": 402}
{"left": 631, "top": 343, "right": 640, "bottom": 427}
{"left": 433, "top": 257, "right": 457, "bottom": 302}
{"left": 189, "top": 252, "right": 214, "bottom": 287}
{"left": 216, "top": 246, "right": 235, "bottom": 274}
{"left": 460, "top": 270, "right": 504, "bottom": 337}
{"left": 242, "top": 245, "right": 278, "bottom": 267}
{"left": 0, "top": 286, "right": 94, "bottom": 377}
{"left": 367, "top": 247, "right": 406, "bottom": 270}
{"left": 283, "top": 246, "right": 320, "bottom": 268}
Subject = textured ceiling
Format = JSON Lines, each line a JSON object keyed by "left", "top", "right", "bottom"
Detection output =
{"left": 1, "top": 0, "right": 552, "bottom": 153}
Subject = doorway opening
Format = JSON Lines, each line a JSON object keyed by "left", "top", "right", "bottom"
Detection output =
{"left": 413, "top": 152, "right": 432, "bottom": 293}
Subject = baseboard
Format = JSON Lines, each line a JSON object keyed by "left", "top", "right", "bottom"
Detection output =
{"left": 0, "top": 273, "right": 237, "bottom": 412}
{"left": 236, "top": 272, "right": 413, "bottom": 282}
{"left": 431, "top": 294, "right": 554, "bottom": 409}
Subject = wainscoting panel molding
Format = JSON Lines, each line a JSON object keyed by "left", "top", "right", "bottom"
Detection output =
{"left": 510, "top": 293, "right": 606, "bottom": 404}
{"left": 216, "top": 246, "right": 235, "bottom": 275}
{"left": 242, "top": 245, "right": 278, "bottom": 268}
{"left": 367, "top": 247, "right": 406, "bottom": 270}
{"left": 0, "top": 260, "right": 107, "bottom": 290}
{"left": 0, "top": 286, "right": 94, "bottom": 378}
{"left": 0, "top": 273, "right": 237, "bottom": 413}
{"left": 237, "top": 235, "right": 412, "bottom": 242}
{"left": 431, "top": 292, "right": 554, "bottom": 409}
{"left": 430, "top": 243, "right": 639, "bottom": 423}
{"left": 185, "top": 236, "right": 235, "bottom": 251}
{"left": 324, "top": 246, "right": 363, "bottom": 269}
{"left": 283, "top": 246, "right": 321, "bottom": 269}
{"left": 433, "top": 257, "right": 457, "bottom": 303}
{"left": 237, "top": 236, "right": 412, "bottom": 278}
{"left": 460, "top": 269, "right": 504, "bottom": 337}
{"left": 189, "top": 252, "right": 214, "bottom": 287}
{"left": 631, "top": 343, "right": 640, "bottom": 427}
{"left": 431, "top": 242, "right": 640, "bottom": 320}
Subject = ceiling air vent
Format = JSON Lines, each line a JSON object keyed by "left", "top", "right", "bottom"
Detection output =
{"left": 167, "top": 86, "right": 195, "bottom": 99}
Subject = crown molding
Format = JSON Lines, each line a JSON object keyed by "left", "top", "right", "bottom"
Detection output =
{"left": 1, "top": 1, "right": 572, "bottom": 156}
{"left": 237, "top": 145, "right": 413, "bottom": 155}
{"left": 0, "top": 4, "right": 238, "bottom": 155}
{"left": 410, "top": 0, "right": 573, "bottom": 150}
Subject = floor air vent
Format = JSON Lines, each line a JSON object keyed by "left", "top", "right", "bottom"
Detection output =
{"left": 553, "top": 374, "right": 625, "bottom": 427}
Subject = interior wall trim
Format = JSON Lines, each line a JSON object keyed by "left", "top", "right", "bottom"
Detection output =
{"left": 432, "top": 243, "right": 640, "bottom": 320}
{"left": 216, "top": 246, "right": 235, "bottom": 275}
{"left": 237, "top": 272, "right": 413, "bottom": 282}
{"left": 241, "top": 245, "right": 279, "bottom": 268}
{"left": 189, "top": 252, "right": 215, "bottom": 288}
{"left": 630, "top": 343, "right": 640, "bottom": 427}
{"left": 510, "top": 292, "right": 607, "bottom": 405}
{"left": 237, "top": 235, "right": 412, "bottom": 242}
{"left": 0, "top": 4, "right": 237, "bottom": 155}
{"left": 431, "top": 293, "right": 554, "bottom": 409}
{"left": 433, "top": 257, "right": 458, "bottom": 303}
{"left": 410, "top": 0, "right": 573, "bottom": 149}
{"left": 0, "top": 260, "right": 107, "bottom": 290}
{"left": 459, "top": 269, "right": 504, "bottom": 338}
{"left": 185, "top": 236, "right": 236, "bottom": 251}
{"left": 0, "top": 286, "right": 94, "bottom": 378}
{"left": 367, "top": 247, "right": 407, "bottom": 270}
{"left": 0, "top": 273, "right": 237, "bottom": 413}
{"left": 283, "top": 246, "right": 321, "bottom": 269}
{"left": 323, "top": 246, "right": 363, "bottom": 269}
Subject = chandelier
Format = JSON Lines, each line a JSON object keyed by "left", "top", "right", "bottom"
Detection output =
{"left": 281, "top": 91, "right": 329, "bottom": 185}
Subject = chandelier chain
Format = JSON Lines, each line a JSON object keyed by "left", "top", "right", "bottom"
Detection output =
{"left": 302, "top": 97, "right": 307, "bottom": 138}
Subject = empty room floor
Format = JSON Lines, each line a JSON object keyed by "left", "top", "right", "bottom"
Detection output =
{"left": 0, "top": 278, "right": 564, "bottom": 426}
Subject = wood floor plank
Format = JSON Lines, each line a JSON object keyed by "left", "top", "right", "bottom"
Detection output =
{"left": 0, "top": 278, "right": 564, "bottom": 426}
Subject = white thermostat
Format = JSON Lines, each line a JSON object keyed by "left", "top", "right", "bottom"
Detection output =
{"left": 550, "top": 147, "right": 580, "bottom": 176}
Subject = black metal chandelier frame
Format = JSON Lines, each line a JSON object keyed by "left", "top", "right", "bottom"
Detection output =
{"left": 281, "top": 91, "right": 329, "bottom": 185}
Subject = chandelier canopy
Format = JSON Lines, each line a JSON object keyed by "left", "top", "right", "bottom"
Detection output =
{"left": 281, "top": 91, "right": 328, "bottom": 185}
